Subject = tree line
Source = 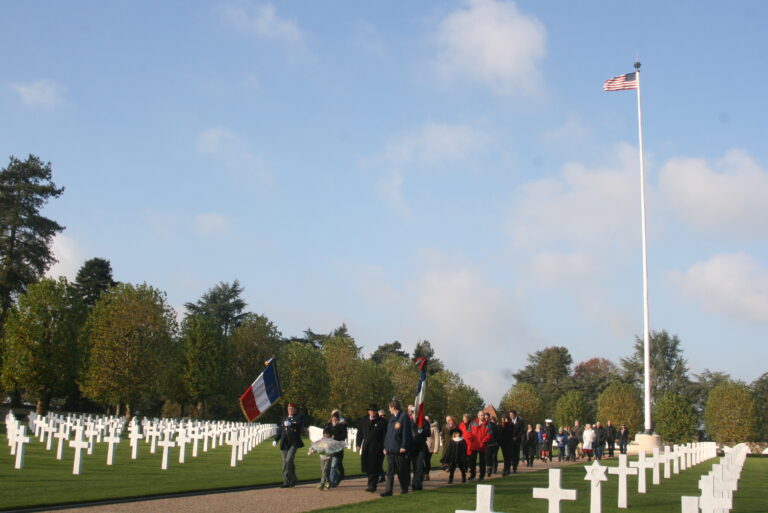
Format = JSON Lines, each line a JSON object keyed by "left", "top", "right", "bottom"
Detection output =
{"left": 1, "top": 155, "right": 766, "bottom": 445}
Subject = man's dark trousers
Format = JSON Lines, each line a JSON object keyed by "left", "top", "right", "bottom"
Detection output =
{"left": 384, "top": 453, "right": 410, "bottom": 494}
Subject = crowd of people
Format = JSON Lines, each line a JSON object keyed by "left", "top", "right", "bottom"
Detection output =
{"left": 273, "top": 402, "right": 631, "bottom": 495}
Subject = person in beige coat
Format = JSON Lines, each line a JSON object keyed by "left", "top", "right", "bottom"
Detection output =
{"left": 424, "top": 414, "right": 440, "bottom": 481}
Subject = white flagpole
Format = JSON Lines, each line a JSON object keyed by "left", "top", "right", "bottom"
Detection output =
{"left": 634, "top": 61, "right": 652, "bottom": 433}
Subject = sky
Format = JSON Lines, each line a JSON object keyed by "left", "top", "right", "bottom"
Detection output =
{"left": 2, "top": 1, "right": 767, "bottom": 406}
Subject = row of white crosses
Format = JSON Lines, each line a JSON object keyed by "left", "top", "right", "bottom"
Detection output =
{"left": 6, "top": 411, "right": 277, "bottom": 475}
{"left": 681, "top": 443, "right": 748, "bottom": 513}
{"left": 454, "top": 441, "right": 720, "bottom": 513}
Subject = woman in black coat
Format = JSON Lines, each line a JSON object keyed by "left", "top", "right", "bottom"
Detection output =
{"left": 523, "top": 424, "right": 538, "bottom": 467}
{"left": 357, "top": 404, "right": 387, "bottom": 492}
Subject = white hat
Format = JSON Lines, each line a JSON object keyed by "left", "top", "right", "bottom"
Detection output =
{"left": 545, "top": 419, "right": 552, "bottom": 423}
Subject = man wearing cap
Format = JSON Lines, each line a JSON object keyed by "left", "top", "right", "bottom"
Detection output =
{"left": 273, "top": 403, "right": 304, "bottom": 488}
{"left": 357, "top": 403, "right": 387, "bottom": 492}
{"left": 380, "top": 399, "right": 413, "bottom": 496}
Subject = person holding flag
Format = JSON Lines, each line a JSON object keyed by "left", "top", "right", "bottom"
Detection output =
{"left": 273, "top": 403, "right": 304, "bottom": 488}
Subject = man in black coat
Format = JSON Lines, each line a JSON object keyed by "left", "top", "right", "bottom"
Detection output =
{"left": 408, "top": 405, "right": 431, "bottom": 491}
{"left": 503, "top": 410, "right": 524, "bottom": 474}
{"left": 273, "top": 403, "right": 304, "bottom": 488}
{"left": 357, "top": 404, "right": 387, "bottom": 492}
{"left": 594, "top": 421, "right": 607, "bottom": 460}
{"left": 605, "top": 420, "right": 617, "bottom": 457}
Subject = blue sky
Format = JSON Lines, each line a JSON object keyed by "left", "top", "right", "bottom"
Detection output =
{"left": 3, "top": 1, "right": 766, "bottom": 405}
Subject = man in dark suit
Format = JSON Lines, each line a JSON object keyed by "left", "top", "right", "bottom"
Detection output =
{"left": 508, "top": 410, "right": 524, "bottom": 473}
{"left": 273, "top": 403, "right": 304, "bottom": 488}
{"left": 380, "top": 399, "right": 413, "bottom": 496}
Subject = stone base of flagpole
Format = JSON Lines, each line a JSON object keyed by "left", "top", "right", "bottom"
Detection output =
{"left": 628, "top": 433, "right": 663, "bottom": 455}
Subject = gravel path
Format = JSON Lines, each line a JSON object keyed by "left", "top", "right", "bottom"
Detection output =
{"left": 31, "top": 458, "right": 582, "bottom": 513}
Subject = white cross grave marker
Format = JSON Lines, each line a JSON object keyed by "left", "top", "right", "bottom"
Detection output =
{"left": 69, "top": 427, "right": 90, "bottom": 475}
{"left": 652, "top": 447, "right": 661, "bottom": 485}
{"left": 129, "top": 422, "right": 143, "bottom": 460}
{"left": 104, "top": 428, "right": 121, "bottom": 466}
{"left": 532, "top": 468, "right": 578, "bottom": 513}
{"left": 663, "top": 446, "right": 672, "bottom": 479}
{"left": 681, "top": 496, "right": 699, "bottom": 513}
{"left": 54, "top": 423, "right": 69, "bottom": 460}
{"left": 698, "top": 474, "right": 730, "bottom": 513}
{"left": 608, "top": 454, "right": 638, "bottom": 509}
{"left": 177, "top": 427, "right": 189, "bottom": 464}
{"left": 13, "top": 425, "right": 31, "bottom": 469}
{"left": 584, "top": 460, "right": 608, "bottom": 513}
{"left": 158, "top": 428, "right": 176, "bottom": 470}
{"left": 456, "top": 484, "right": 508, "bottom": 513}
{"left": 629, "top": 452, "right": 653, "bottom": 494}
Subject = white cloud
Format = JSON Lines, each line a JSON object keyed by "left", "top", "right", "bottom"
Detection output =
{"left": 529, "top": 251, "right": 596, "bottom": 287}
{"left": 219, "top": 2, "right": 303, "bottom": 44}
{"left": 431, "top": 0, "right": 546, "bottom": 95}
{"left": 375, "top": 170, "right": 410, "bottom": 216}
{"left": 196, "top": 126, "right": 271, "bottom": 184}
{"left": 659, "top": 149, "right": 768, "bottom": 239}
{"left": 46, "top": 234, "right": 87, "bottom": 281}
{"left": 193, "top": 213, "right": 233, "bottom": 237}
{"left": 383, "top": 122, "right": 493, "bottom": 168}
{"left": 8, "top": 79, "right": 66, "bottom": 108}
{"left": 542, "top": 115, "right": 589, "bottom": 145}
{"left": 668, "top": 252, "right": 768, "bottom": 323}
{"left": 509, "top": 144, "right": 639, "bottom": 248}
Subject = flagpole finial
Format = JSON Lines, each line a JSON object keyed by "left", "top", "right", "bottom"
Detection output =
{"left": 634, "top": 61, "right": 641, "bottom": 70}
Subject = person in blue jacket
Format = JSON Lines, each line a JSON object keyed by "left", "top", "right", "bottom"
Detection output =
{"left": 380, "top": 399, "right": 413, "bottom": 496}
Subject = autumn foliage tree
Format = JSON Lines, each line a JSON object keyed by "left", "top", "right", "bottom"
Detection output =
{"left": 80, "top": 283, "right": 177, "bottom": 417}
{"left": 281, "top": 342, "right": 330, "bottom": 421}
{"left": 597, "top": 382, "right": 643, "bottom": 434}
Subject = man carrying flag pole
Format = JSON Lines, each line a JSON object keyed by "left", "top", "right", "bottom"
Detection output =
{"left": 410, "top": 357, "right": 431, "bottom": 491}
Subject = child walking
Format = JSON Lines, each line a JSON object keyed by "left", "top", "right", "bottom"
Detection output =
{"left": 308, "top": 428, "right": 346, "bottom": 490}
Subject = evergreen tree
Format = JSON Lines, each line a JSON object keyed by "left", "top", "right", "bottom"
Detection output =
{"left": 184, "top": 280, "right": 246, "bottom": 337}
{"left": 74, "top": 257, "right": 116, "bottom": 307}
{"left": 413, "top": 339, "right": 445, "bottom": 375}
{"left": 513, "top": 346, "right": 573, "bottom": 415}
{"left": 281, "top": 342, "right": 330, "bottom": 421}
{"left": 182, "top": 314, "right": 229, "bottom": 418}
{"left": 1, "top": 277, "right": 86, "bottom": 413}
{"left": 0, "top": 155, "right": 64, "bottom": 319}
{"left": 621, "top": 330, "right": 691, "bottom": 402}
{"left": 705, "top": 382, "right": 758, "bottom": 444}
{"left": 752, "top": 373, "right": 768, "bottom": 441}
{"left": 370, "top": 340, "right": 409, "bottom": 363}
{"left": 654, "top": 391, "right": 697, "bottom": 444}
{"left": 230, "top": 313, "right": 283, "bottom": 392}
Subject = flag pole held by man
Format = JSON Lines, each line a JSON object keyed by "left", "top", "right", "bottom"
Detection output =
{"left": 239, "top": 357, "right": 282, "bottom": 422}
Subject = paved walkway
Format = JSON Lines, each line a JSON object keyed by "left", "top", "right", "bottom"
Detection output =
{"left": 32, "top": 458, "right": 584, "bottom": 513}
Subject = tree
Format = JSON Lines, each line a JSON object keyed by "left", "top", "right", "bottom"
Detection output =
{"left": 380, "top": 353, "right": 419, "bottom": 405}
{"left": 359, "top": 359, "right": 395, "bottom": 415}
{"left": 281, "top": 342, "right": 330, "bottom": 421}
{"left": 572, "top": 358, "right": 622, "bottom": 421}
{"left": 323, "top": 335, "right": 367, "bottom": 419}
{"left": 370, "top": 341, "right": 409, "bottom": 364}
{"left": 230, "top": 313, "right": 283, "bottom": 393}
{"left": 499, "top": 383, "right": 543, "bottom": 425}
{"left": 74, "top": 258, "right": 116, "bottom": 307}
{"left": 181, "top": 314, "right": 229, "bottom": 418}
{"left": 597, "top": 382, "right": 643, "bottom": 435}
{"left": 80, "top": 283, "right": 177, "bottom": 417}
{"left": 689, "top": 369, "right": 732, "bottom": 423}
{"left": 513, "top": 346, "right": 573, "bottom": 417}
{"left": 653, "top": 391, "right": 697, "bottom": 444}
{"left": 621, "top": 330, "right": 691, "bottom": 402}
{"left": 413, "top": 340, "right": 445, "bottom": 375}
{"left": 705, "top": 382, "right": 758, "bottom": 444}
{"left": 1, "top": 277, "right": 86, "bottom": 413}
{"left": 752, "top": 373, "right": 768, "bottom": 441}
{"left": 0, "top": 155, "right": 65, "bottom": 319}
{"left": 436, "top": 370, "right": 484, "bottom": 417}
{"left": 184, "top": 280, "right": 246, "bottom": 337}
{"left": 554, "top": 390, "right": 588, "bottom": 428}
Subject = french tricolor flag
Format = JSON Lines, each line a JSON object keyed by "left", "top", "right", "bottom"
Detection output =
{"left": 239, "top": 358, "right": 282, "bottom": 422}
{"left": 413, "top": 357, "right": 428, "bottom": 428}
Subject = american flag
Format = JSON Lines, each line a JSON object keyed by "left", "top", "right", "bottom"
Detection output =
{"left": 604, "top": 72, "right": 638, "bottom": 91}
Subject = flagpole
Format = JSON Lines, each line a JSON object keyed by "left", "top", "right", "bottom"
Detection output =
{"left": 635, "top": 61, "right": 652, "bottom": 434}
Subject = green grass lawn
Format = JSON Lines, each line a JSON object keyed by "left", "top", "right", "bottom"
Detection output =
{"left": 1, "top": 430, "right": 354, "bottom": 511}
{"left": 312, "top": 456, "right": 768, "bottom": 513}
